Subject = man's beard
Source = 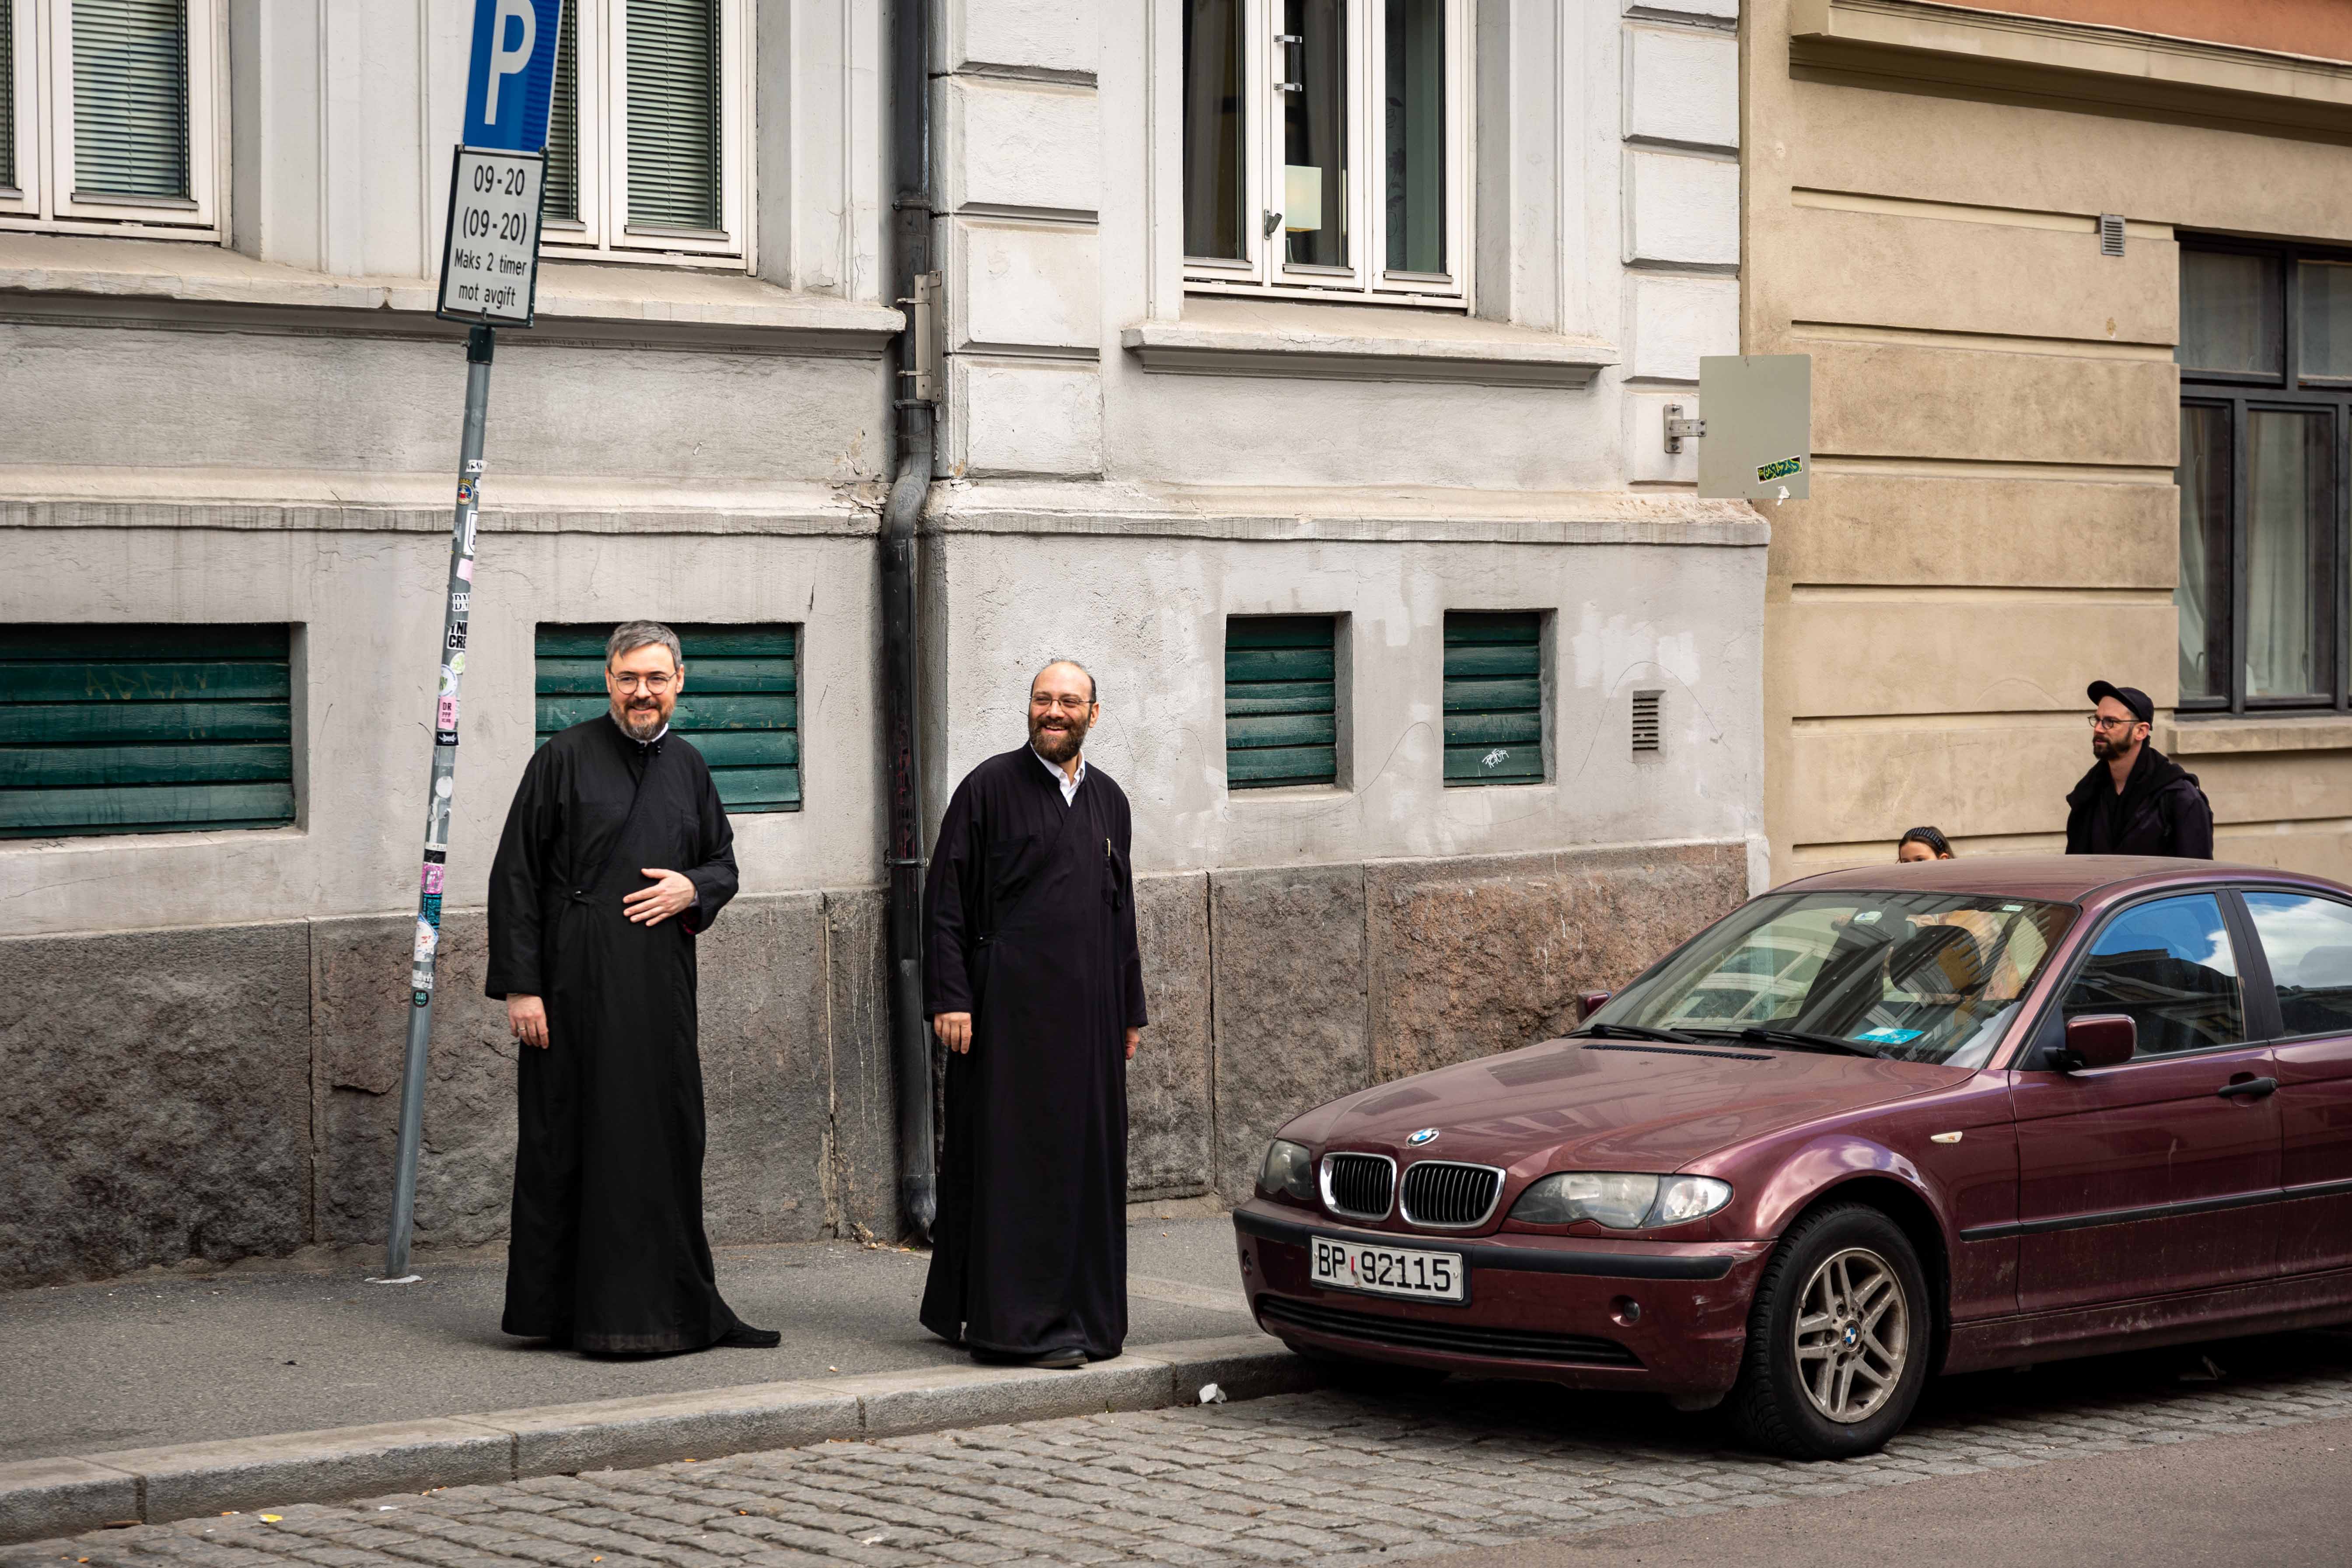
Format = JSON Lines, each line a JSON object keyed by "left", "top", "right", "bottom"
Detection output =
{"left": 1031, "top": 711, "right": 1089, "bottom": 763}
{"left": 615, "top": 699, "right": 668, "bottom": 740}
{"left": 2092, "top": 731, "right": 2128, "bottom": 762}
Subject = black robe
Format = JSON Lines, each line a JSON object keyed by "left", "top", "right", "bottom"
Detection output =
{"left": 485, "top": 715, "right": 746, "bottom": 1354}
{"left": 919, "top": 747, "right": 1146, "bottom": 1359}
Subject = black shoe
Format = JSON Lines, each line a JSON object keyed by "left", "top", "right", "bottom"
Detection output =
{"left": 717, "top": 1323, "right": 782, "bottom": 1349}
{"left": 975, "top": 1344, "right": 1084, "bottom": 1370}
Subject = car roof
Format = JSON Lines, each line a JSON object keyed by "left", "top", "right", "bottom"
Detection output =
{"left": 1772, "top": 854, "right": 2352, "bottom": 909}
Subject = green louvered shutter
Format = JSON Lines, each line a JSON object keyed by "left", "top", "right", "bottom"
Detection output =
{"left": 0, "top": 625, "right": 295, "bottom": 838}
{"left": 625, "top": 0, "right": 720, "bottom": 230}
{"left": 536, "top": 625, "right": 799, "bottom": 812}
{"left": 71, "top": 0, "right": 190, "bottom": 201}
{"left": 1443, "top": 611, "right": 1544, "bottom": 785}
{"left": 542, "top": 0, "right": 580, "bottom": 221}
{"left": 2, "top": 0, "right": 16, "bottom": 192}
{"left": 1226, "top": 616, "right": 1337, "bottom": 789}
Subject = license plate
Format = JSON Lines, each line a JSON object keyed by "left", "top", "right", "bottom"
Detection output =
{"left": 1310, "top": 1235, "right": 1466, "bottom": 1303}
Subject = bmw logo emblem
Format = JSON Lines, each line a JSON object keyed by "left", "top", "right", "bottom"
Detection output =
{"left": 1406, "top": 1128, "right": 1440, "bottom": 1146}
{"left": 1841, "top": 1324, "right": 1860, "bottom": 1348}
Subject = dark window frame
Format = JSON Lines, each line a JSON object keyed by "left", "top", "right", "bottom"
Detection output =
{"left": 2177, "top": 235, "right": 2352, "bottom": 718}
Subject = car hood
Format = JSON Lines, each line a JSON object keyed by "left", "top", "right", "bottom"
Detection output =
{"left": 1282, "top": 1037, "right": 1971, "bottom": 1172}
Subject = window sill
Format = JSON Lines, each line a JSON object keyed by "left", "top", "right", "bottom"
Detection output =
{"left": 1122, "top": 297, "right": 1619, "bottom": 389}
{"left": 2162, "top": 713, "right": 2352, "bottom": 756}
{"left": 0, "top": 233, "right": 902, "bottom": 353}
{"left": 1791, "top": 0, "right": 2352, "bottom": 140}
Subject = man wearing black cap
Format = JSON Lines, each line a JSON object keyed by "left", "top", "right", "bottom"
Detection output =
{"left": 2063, "top": 681, "right": 2214, "bottom": 859}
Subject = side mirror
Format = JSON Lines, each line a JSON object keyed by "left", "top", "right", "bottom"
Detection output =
{"left": 1577, "top": 990, "right": 1612, "bottom": 1022}
{"left": 2055, "top": 1013, "right": 2135, "bottom": 1071}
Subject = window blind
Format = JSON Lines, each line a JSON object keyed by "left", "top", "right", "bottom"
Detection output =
{"left": 0, "top": 624, "right": 295, "bottom": 838}
{"left": 71, "top": 0, "right": 191, "bottom": 201}
{"left": 1226, "top": 616, "right": 1337, "bottom": 789}
{"left": 542, "top": 0, "right": 579, "bottom": 220}
{"left": 625, "top": 0, "right": 719, "bottom": 230}
{"left": 1443, "top": 611, "right": 1543, "bottom": 784}
{"left": 535, "top": 624, "right": 800, "bottom": 812}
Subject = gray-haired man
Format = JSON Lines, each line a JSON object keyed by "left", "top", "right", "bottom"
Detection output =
{"left": 486, "top": 622, "right": 777, "bottom": 1354}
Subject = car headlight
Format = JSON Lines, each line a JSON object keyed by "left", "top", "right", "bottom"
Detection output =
{"left": 1259, "top": 1138, "right": 1318, "bottom": 1203}
{"left": 1508, "top": 1173, "right": 1732, "bottom": 1230}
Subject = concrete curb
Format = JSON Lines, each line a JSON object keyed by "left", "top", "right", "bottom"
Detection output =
{"left": 0, "top": 1334, "right": 1313, "bottom": 1544}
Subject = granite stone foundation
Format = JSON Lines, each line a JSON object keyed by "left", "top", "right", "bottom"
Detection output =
{"left": 4, "top": 842, "right": 1749, "bottom": 1287}
{"left": 1129, "top": 872, "right": 1212, "bottom": 1200}
{"left": 0, "top": 922, "right": 314, "bottom": 1288}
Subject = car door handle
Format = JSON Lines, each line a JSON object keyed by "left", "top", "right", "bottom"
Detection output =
{"left": 2217, "top": 1076, "right": 2278, "bottom": 1100}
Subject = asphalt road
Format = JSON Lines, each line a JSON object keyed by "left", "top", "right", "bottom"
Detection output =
{"left": 0, "top": 1212, "right": 1252, "bottom": 1461}
{"left": 9, "top": 1323, "right": 2348, "bottom": 1565}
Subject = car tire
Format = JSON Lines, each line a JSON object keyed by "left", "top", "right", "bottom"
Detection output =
{"left": 1728, "top": 1203, "right": 1933, "bottom": 1460}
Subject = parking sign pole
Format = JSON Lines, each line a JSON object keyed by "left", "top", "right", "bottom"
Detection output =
{"left": 377, "top": 0, "right": 558, "bottom": 1284}
{"left": 383, "top": 323, "right": 494, "bottom": 1283}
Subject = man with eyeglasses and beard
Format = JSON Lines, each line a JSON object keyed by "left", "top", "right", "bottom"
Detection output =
{"left": 920, "top": 659, "right": 1146, "bottom": 1369}
{"left": 486, "top": 621, "right": 779, "bottom": 1355}
{"left": 2063, "top": 680, "right": 2214, "bottom": 859}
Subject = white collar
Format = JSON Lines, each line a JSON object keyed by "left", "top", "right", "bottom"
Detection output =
{"left": 1034, "top": 745, "right": 1085, "bottom": 787}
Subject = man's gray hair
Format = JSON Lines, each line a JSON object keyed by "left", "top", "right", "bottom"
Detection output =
{"left": 607, "top": 620, "right": 684, "bottom": 671}
{"left": 1033, "top": 657, "right": 1097, "bottom": 703}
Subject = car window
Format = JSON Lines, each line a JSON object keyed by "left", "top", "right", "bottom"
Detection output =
{"left": 2244, "top": 891, "right": 2352, "bottom": 1037}
{"left": 1598, "top": 891, "right": 2075, "bottom": 1067}
{"left": 2062, "top": 894, "right": 2245, "bottom": 1056}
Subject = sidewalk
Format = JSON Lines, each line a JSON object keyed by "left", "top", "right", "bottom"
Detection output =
{"left": 0, "top": 1209, "right": 1309, "bottom": 1543}
{"left": 1, "top": 1208, "right": 1255, "bottom": 1466}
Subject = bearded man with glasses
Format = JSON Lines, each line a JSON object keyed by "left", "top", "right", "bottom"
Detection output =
{"left": 919, "top": 659, "right": 1146, "bottom": 1369}
{"left": 2063, "top": 680, "right": 2215, "bottom": 859}
{"left": 485, "top": 621, "right": 779, "bottom": 1355}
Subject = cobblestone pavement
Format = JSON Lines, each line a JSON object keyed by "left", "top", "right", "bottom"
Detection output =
{"left": 12, "top": 1329, "right": 2350, "bottom": 1568}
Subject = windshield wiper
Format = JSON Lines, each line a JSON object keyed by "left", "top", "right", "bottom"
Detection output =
{"left": 1688, "top": 1026, "right": 1883, "bottom": 1059}
{"left": 1573, "top": 1021, "right": 1705, "bottom": 1045}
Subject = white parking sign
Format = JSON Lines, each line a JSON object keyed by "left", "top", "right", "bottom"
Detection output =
{"left": 436, "top": 147, "right": 544, "bottom": 326}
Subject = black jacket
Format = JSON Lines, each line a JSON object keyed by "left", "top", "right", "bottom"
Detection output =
{"left": 2063, "top": 743, "right": 2214, "bottom": 859}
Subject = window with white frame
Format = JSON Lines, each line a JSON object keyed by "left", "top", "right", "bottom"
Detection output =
{"left": 1182, "top": 0, "right": 1467, "bottom": 304}
{"left": 542, "top": 0, "right": 748, "bottom": 266}
{"left": 1, "top": 0, "right": 224, "bottom": 238}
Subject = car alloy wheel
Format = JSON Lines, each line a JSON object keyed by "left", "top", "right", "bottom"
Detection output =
{"left": 1791, "top": 1246, "right": 1908, "bottom": 1424}
{"left": 1728, "top": 1202, "right": 1932, "bottom": 1460}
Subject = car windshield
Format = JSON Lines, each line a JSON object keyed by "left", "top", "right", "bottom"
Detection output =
{"left": 1591, "top": 891, "right": 2077, "bottom": 1067}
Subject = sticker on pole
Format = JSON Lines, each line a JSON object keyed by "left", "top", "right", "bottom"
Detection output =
{"left": 437, "top": 148, "right": 544, "bottom": 326}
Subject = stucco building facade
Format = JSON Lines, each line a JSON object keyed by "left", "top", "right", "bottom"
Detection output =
{"left": 1, "top": 0, "right": 1762, "bottom": 1287}
{"left": 1747, "top": 0, "right": 2352, "bottom": 880}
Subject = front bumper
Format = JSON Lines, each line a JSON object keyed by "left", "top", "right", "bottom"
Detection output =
{"left": 1233, "top": 1200, "right": 1771, "bottom": 1397}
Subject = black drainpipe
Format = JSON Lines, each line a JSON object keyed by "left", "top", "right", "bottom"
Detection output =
{"left": 883, "top": 0, "right": 937, "bottom": 1241}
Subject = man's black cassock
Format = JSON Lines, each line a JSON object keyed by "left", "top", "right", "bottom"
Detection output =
{"left": 486, "top": 716, "right": 749, "bottom": 1354}
{"left": 919, "top": 747, "right": 1146, "bottom": 1359}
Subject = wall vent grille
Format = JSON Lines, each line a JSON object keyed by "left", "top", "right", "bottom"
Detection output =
{"left": 2099, "top": 213, "right": 2125, "bottom": 257}
{"left": 1631, "top": 689, "right": 1662, "bottom": 754}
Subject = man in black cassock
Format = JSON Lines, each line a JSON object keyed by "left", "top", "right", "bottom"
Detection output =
{"left": 486, "top": 620, "right": 778, "bottom": 1355}
{"left": 920, "top": 659, "right": 1146, "bottom": 1368}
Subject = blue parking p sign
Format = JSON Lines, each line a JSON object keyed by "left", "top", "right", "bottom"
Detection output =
{"left": 461, "top": 0, "right": 563, "bottom": 153}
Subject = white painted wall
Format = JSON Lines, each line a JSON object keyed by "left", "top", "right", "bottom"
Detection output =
{"left": 923, "top": 523, "right": 1768, "bottom": 874}
{"left": 3, "top": 0, "right": 1761, "bottom": 936}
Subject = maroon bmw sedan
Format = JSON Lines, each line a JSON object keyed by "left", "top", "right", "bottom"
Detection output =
{"left": 1232, "top": 856, "right": 2352, "bottom": 1458}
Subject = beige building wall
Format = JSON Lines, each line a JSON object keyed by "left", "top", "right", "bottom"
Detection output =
{"left": 1747, "top": 0, "right": 2352, "bottom": 883}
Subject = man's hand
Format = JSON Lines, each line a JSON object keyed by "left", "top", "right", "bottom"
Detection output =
{"left": 508, "top": 994, "right": 550, "bottom": 1049}
{"left": 935, "top": 1012, "right": 973, "bottom": 1054}
{"left": 1125, "top": 1027, "right": 1141, "bottom": 1062}
{"left": 625, "top": 868, "right": 698, "bottom": 926}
